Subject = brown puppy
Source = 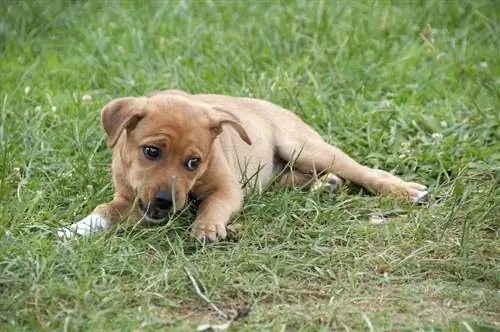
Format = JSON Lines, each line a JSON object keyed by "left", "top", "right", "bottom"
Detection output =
{"left": 57, "top": 90, "right": 428, "bottom": 240}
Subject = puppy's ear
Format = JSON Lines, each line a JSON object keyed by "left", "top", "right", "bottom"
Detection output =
{"left": 101, "top": 97, "right": 148, "bottom": 148}
{"left": 210, "top": 106, "right": 252, "bottom": 145}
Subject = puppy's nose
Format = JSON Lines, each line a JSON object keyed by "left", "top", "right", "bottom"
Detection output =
{"left": 154, "top": 191, "right": 173, "bottom": 210}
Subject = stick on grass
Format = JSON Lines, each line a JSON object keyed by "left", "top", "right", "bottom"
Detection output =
{"left": 184, "top": 267, "right": 229, "bottom": 320}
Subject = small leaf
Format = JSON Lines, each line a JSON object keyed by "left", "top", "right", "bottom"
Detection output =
{"left": 453, "top": 181, "right": 464, "bottom": 198}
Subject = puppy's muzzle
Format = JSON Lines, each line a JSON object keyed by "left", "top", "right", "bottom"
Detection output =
{"left": 139, "top": 190, "right": 173, "bottom": 223}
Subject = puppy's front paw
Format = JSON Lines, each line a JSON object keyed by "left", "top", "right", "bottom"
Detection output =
{"left": 191, "top": 219, "right": 227, "bottom": 242}
{"left": 57, "top": 213, "right": 110, "bottom": 239}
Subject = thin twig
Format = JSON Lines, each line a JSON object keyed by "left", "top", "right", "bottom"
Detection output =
{"left": 183, "top": 267, "right": 229, "bottom": 320}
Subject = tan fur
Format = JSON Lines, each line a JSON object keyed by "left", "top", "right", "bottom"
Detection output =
{"left": 89, "top": 90, "right": 426, "bottom": 241}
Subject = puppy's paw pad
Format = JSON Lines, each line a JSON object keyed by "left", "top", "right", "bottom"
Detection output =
{"left": 311, "top": 173, "right": 344, "bottom": 193}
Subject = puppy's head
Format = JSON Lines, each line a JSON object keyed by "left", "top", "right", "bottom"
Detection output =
{"left": 101, "top": 93, "right": 251, "bottom": 223}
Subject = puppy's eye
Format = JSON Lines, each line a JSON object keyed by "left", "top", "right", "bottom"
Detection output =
{"left": 185, "top": 157, "right": 200, "bottom": 171}
{"left": 143, "top": 146, "right": 162, "bottom": 161}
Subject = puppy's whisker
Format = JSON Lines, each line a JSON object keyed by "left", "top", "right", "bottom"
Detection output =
{"left": 131, "top": 187, "right": 148, "bottom": 229}
{"left": 170, "top": 175, "right": 177, "bottom": 213}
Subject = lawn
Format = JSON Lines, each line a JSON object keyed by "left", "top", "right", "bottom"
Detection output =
{"left": 0, "top": 0, "right": 499, "bottom": 331}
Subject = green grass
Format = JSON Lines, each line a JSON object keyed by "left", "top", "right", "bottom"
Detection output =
{"left": 1, "top": 0, "right": 499, "bottom": 330}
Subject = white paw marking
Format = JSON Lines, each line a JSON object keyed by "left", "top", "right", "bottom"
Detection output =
{"left": 57, "top": 213, "right": 110, "bottom": 239}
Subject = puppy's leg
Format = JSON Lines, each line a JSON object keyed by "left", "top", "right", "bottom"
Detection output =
{"left": 192, "top": 185, "right": 244, "bottom": 242}
{"left": 276, "top": 169, "right": 344, "bottom": 193}
{"left": 57, "top": 194, "right": 133, "bottom": 238}
{"left": 277, "top": 138, "right": 427, "bottom": 202}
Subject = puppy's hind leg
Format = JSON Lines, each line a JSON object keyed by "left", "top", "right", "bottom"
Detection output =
{"left": 277, "top": 136, "right": 427, "bottom": 202}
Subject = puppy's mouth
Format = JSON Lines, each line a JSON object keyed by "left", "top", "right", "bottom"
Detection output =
{"left": 138, "top": 200, "right": 171, "bottom": 224}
